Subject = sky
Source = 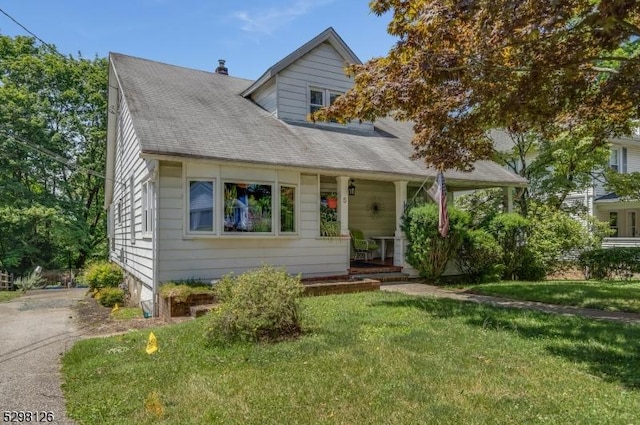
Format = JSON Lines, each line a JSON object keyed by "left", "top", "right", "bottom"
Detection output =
{"left": 0, "top": 0, "right": 397, "bottom": 80}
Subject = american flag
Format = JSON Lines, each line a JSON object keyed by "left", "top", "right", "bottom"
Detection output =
{"left": 428, "top": 171, "right": 449, "bottom": 237}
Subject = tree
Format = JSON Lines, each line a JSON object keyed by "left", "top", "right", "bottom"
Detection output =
{"left": 0, "top": 34, "right": 107, "bottom": 274}
{"left": 494, "top": 126, "right": 610, "bottom": 214}
{"left": 312, "top": 0, "right": 640, "bottom": 171}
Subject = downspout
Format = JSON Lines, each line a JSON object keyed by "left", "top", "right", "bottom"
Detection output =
{"left": 152, "top": 160, "right": 160, "bottom": 317}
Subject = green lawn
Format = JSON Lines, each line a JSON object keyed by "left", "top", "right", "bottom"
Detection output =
{"left": 466, "top": 280, "right": 640, "bottom": 313}
{"left": 0, "top": 291, "right": 21, "bottom": 303}
{"left": 62, "top": 291, "right": 640, "bottom": 424}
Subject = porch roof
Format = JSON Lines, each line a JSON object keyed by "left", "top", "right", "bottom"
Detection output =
{"left": 110, "top": 53, "right": 527, "bottom": 188}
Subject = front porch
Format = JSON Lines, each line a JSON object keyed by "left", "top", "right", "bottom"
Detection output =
{"left": 594, "top": 198, "right": 640, "bottom": 247}
{"left": 318, "top": 174, "right": 519, "bottom": 277}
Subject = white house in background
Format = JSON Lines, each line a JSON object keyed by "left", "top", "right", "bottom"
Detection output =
{"left": 105, "top": 27, "right": 526, "bottom": 316}
{"left": 491, "top": 129, "right": 640, "bottom": 247}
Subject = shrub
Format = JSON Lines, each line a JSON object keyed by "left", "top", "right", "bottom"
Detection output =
{"left": 488, "top": 213, "right": 532, "bottom": 280}
{"left": 96, "top": 287, "right": 125, "bottom": 307}
{"left": 13, "top": 270, "right": 45, "bottom": 292}
{"left": 526, "top": 203, "right": 594, "bottom": 275}
{"left": 206, "top": 264, "right": 304, "bottom": 343}
{"left": 579, "top": 247, "right": 640, "bottom": 280}
{"left": 456, "top": 229, "right": 504, "bottom": 283}
{"left": 81, "top": 261, "right": 123, "bottom": 290}
{"left": 402, "top": 203, "right": 469, "bottom": 281}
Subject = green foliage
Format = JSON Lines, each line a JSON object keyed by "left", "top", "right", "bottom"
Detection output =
{"left": 402, "top": 203, "right": 469, "bottom": 281}
{"left": 206, "top": 265, "right": 304, "bottom": 343}
{"left": 455, "top": 229, "right": 504, "bottom": 283}
{"left": 487, "top": 213, "right": 531, "bottom": 280}
{"left": 454, "top": 188, "right": 504, "bottom": 229}
{"left": 526, "top": 203, "right": 593, "bottom": 274}
{"left": 81, "top": 261, "right": 123, "bottom": 290}
{"left": 159, "top": 281, "right": 214, "bottom": 303}
{"left": 579, "top": 248, "right": 640, "bottom": 280}
{"left": 605, "top": 170, "right": 640, "bottom": 201}
{"left": 12, "top": 270, "right": 45, "bottom": 293}
{"left": 96, "top": 287, "right": 125, "bottom": 307}
{"left": 0, "top": 35, "right": 108, "bottom": 275}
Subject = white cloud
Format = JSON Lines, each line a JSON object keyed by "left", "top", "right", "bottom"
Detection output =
{"left": 233, "top": 0, "right": 334, "bottom": 35}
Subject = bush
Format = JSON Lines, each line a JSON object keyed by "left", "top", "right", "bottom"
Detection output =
{"left": 13, "top": 270, "right": 45, "bottom": 292}
{"left": 579, "top": 247, "right": 640, "bottom": 280}
{"left": 402, "top": 203, "right": 469, "bottom": 281}
{"left": 96, "top": 287, "right": 125, "bottom": 307}
{"left": 456, "top": 229, "right": 504, "bottom": 283}
{"left": 206, "top": 265, "right": 304, "bottom": 343}
{"left": 488, "top": 213, "right": 533, "bottom": 280}
{"left": 81, "top": 261, "right": 123, "bottom": 290}
{"left": 526, "top": 203, "right": 594, "bottom": 275}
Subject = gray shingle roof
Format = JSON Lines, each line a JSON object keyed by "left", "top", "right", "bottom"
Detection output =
{"left": 110, "top": 53, "right": 527, "bottom": 188}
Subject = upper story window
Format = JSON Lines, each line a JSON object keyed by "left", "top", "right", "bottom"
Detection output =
{"left": 609, "top": 147, "right": 628, "bottom": 173}
{"left": 309, "top": 87, "right": 342, "bottom": 114}
{"left": 609, "top": 149, "right": 619, "bottom": 172}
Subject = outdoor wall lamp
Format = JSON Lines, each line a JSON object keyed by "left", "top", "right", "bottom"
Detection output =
{"left": 348, "top": 179, "right": 356, "bottom": 196}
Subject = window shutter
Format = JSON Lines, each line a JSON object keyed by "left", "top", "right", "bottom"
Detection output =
{"left": 622, "top": 147, "right": 628, "bottom": 173}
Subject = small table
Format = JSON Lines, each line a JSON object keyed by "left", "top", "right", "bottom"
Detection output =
{"left": 371, "top": 236, "right": 395, "bottom": 262}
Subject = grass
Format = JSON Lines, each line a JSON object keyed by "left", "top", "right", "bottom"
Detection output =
{"left": 0, "top": 291, "right": 21, "bottom": 303}
{"left": 111, "top": 307, "right": 144, "bottom": 320}
{"left": 62, "top": 291, "right": 640, "bottom": 424}
{"left": 466, "top": 280, "right": 640, "bottom": 313}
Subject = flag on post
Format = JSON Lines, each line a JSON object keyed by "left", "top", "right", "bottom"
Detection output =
{"left": 428, "top": 171, "right": 449, "bottom": 237}
{"left": 146, "top": 332, "right": 158, "bottom": 355}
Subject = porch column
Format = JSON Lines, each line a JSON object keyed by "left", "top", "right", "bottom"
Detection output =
{"left": 336, "top": 176, "right": 350, "bottom": 236}
{"left": 394, "top": 181, "right": 408, "bottom": 268}
{"left": 503, "top": 186, "right": 514, "bottom": 213}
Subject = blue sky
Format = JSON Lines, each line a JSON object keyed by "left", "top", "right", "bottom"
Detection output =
{"left": 0, "top": 0, "right": 397, "bottom": 80}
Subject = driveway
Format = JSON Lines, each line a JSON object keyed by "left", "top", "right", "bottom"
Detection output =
{"left": 0, "top": 289, "right": 86, "bottom": 425}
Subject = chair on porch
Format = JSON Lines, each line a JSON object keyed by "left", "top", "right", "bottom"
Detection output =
{"left": 350, "top": 229, "right": 379, "bottom": 262}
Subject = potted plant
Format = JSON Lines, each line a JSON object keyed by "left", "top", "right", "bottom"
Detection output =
{"left": 326, "top": 192, "right": 338, "bottom": 209}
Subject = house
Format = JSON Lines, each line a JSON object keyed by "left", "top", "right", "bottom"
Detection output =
{"left": 490, "top": 128, "right": 640, "bottom": 247}
{"left": 105, "top": 27, "right": 527, "bottom": 316}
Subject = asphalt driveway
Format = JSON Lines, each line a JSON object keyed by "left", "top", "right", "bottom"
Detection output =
{"left": 0, "top": 289, "right": 86, "bottom": 425}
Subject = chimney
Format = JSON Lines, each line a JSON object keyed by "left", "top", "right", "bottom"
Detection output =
{"left": 215, "top": 59, "right": 228, "bottom": 75}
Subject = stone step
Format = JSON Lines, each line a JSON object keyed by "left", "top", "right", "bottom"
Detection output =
{"left": 350, "top": 272, "right": 410, "bottom": 282}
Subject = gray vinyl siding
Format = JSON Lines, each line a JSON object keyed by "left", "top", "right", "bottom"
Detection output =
{"left": 252, "top": 78, "right": 277, "bottom": 115}
{"left": 276, "top": 42, "right": 372, "bottom": 131}
{"left": 157, "top": 162, "right": 350, "bottom": 283}
{"left": 109, "top": 94, "right": 155, "bottom": 300}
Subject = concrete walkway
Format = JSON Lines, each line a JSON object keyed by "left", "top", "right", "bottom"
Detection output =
{"left": 0, "top": 288, "right": 86, "bottom": 425}
{"left": 381, "top": 282, "right": 640, "bottom": 325}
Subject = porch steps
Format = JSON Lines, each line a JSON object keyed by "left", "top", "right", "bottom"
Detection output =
{"left": 349, "top": 272, "right": 410, "bottom": 283}
{"left": 304, "top": 279, "right": 380, "bottom": 296}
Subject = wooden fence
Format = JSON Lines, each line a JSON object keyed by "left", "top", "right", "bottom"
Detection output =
{"left": 0, "top": 271, "right": 13, "bottom": 290}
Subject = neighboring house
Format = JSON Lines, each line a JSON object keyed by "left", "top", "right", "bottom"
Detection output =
{"left": 105, "top": 27, "right": 526, "bottom": 316}
{"left": 491, "top": 128, "right": 640, "bottom": 247}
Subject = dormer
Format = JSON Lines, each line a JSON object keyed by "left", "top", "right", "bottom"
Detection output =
{"left": 241, "top": 27, "right": 373, "bottom": 132}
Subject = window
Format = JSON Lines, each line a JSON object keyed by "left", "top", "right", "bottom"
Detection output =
{"left": 610, "top": 212, "right": 619, "bottom": 237}
{"left": 117, "top": 199, "right": 122, "bottom": 224}
{"left": 142, "top": 179, "right": 155, "bottom": 237}
{"left": 189, "top": 180, "right": 214, "bottom": 232}
{"left": 309, "top": 88, "right": 342, "bottom": 114}
{"left": 224, "top": 182, "right": 272, "bottom": 233}
{"left": 628, "top": 211, "right": 637, "bottom": 238}
{"left": 609, "top": 149, "right": 619, "bottom": 172}
{"left": 309, "top": 89, "right": 324, "bottom": 114}
{"left": 280, "top": 185, "right": 296, "bottom": 233}
{"left": 130, "top": 177, "right": 135, "bottom": 241}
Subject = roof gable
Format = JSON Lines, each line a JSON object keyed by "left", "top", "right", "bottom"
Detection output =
{"left": 241, "top": 27, "right": 361, "bottom": 98}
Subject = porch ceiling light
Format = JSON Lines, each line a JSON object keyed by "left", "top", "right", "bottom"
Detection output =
{"left": 348, "top": 179, "right": 356, "bottom": 196}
